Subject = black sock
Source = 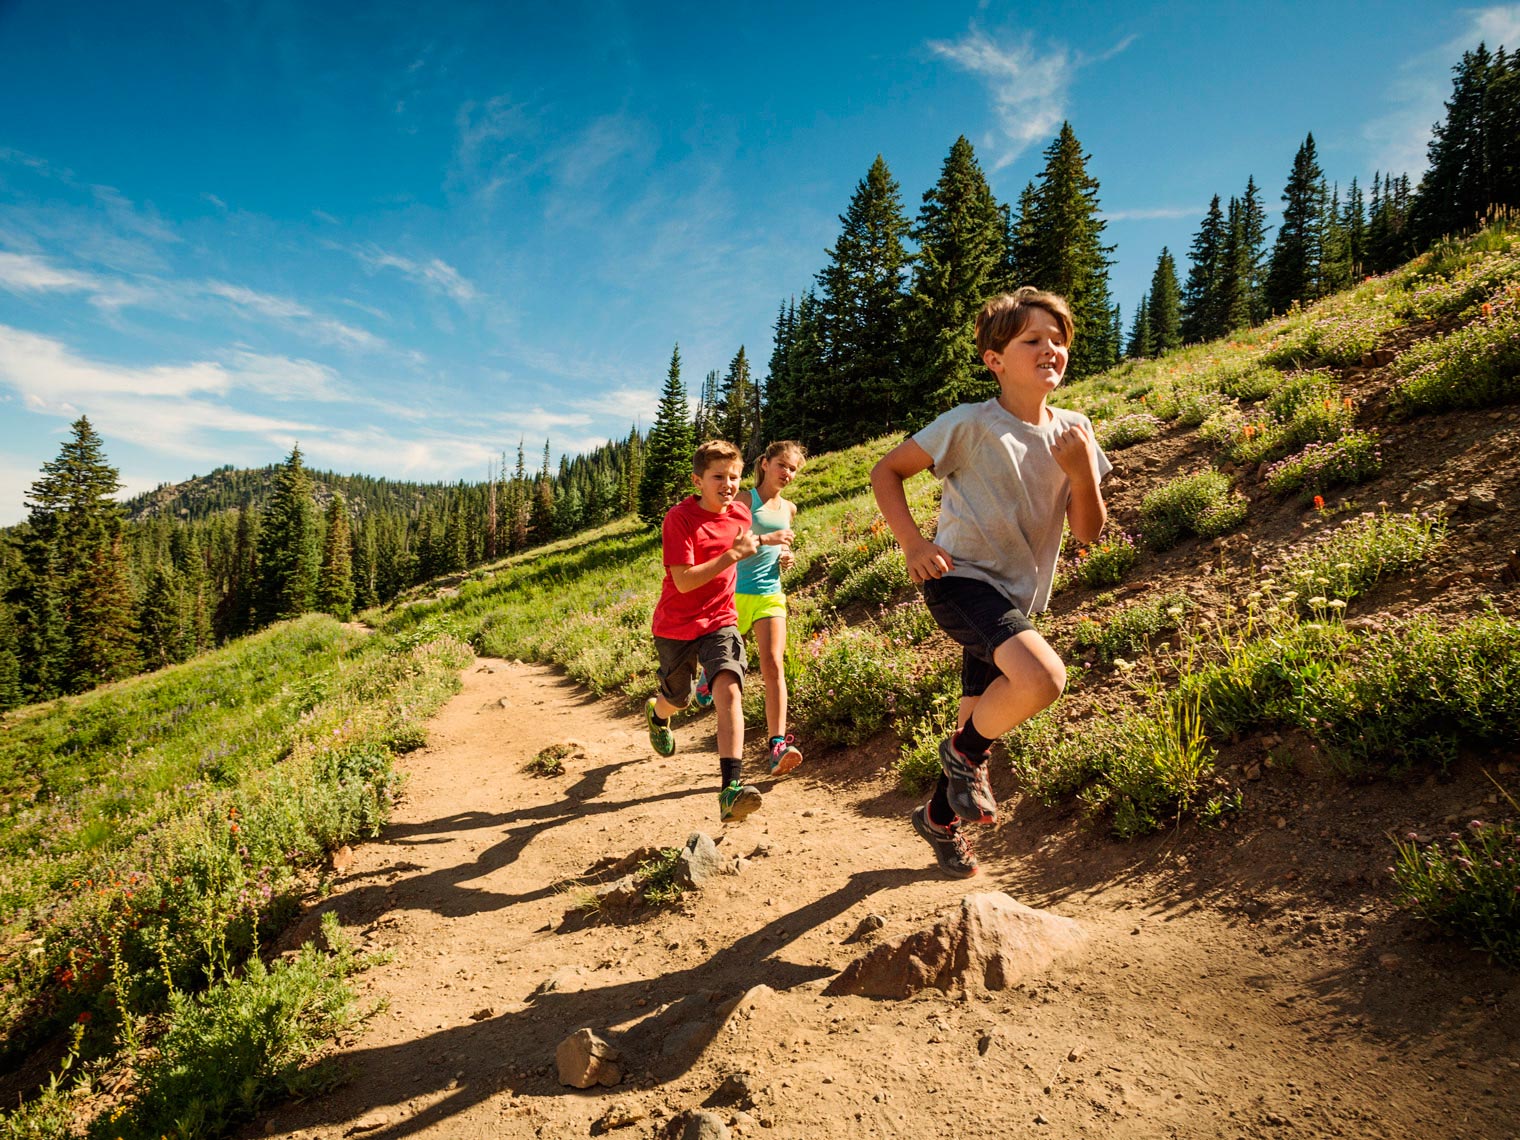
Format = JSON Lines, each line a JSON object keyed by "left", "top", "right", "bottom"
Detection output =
{"left": 954, "top": 716, "right": 994, "bottom": 760}
{"left": 720, "top": 757, "right": 743, "bottom": 787}
{"left": 927, "top": 776, "right": 956, "bottom": 828}
{"left": 651, "top": 707, "right": 669, "bottom": 727}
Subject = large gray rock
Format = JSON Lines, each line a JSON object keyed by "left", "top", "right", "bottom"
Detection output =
{"left": 661, "top": 1110, "right": 730, "bottom": 1140}
{"left": 555, "top": 1027, "right": 622, "bottom": 1088}
{"left": 825, "top": 892, "right": 1085, "bottom": 998}
{"left": 675, "top": 831, "right": 732, "bottom": 888}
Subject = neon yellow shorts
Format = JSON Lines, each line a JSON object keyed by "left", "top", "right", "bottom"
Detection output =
{"left": 735, "top": 592, "right": 786, "bottom": 635}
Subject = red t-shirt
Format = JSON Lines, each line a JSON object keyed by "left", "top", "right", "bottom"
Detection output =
{"left": 652, "top": 495, "right": 753, "bottom": 640}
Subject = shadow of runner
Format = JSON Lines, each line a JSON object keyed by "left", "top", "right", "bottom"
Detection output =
{"left": 267, "top": 865, "right": 936, "bottom": 1140}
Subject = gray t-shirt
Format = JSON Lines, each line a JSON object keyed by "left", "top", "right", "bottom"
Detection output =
{"left": 912, "top": 398, "right": 1112, "bottom": 614}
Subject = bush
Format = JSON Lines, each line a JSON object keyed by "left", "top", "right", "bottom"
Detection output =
{"left": 1264, "top": 431, "right": 1383, "bottom": 496}
{"left": 1390, "top": 289, "right": 1520, "bottom": 415}
{"left": 1058, "top": 532, "right": 1141, "bottom": 590}
{"left": 1271, "top": 508, "right": 1445, "bottom": 610}
{"left": 1394, "top": 818, "right": 1520, "bottom": 966}
{"left": 1139, "top": 470, "right": 1248, "bottom": 550}
{"left": 1096, "top": 413, "right": 1162, "bottom": 451}
{"left": 1071, "top": 592, "right": 1192, "bottom": 664}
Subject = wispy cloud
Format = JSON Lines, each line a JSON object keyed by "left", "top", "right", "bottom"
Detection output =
{"left": 1103, "top": 205, "right": 1201, "bottom": 222}
{"left": 1364, "top": 5, "right": 1520, "bottom": 177}
{"left": 203, "top": 281, "right": 387, "bottom": 350}
{"left": 355, "top": 246, "right": 479, "bottom": 303}
{"left": 928, "top": 29, "right": 1136, "bottom": 170}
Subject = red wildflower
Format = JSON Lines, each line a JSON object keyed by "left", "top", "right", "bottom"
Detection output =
{"left": 1313, "top": 495, "right": 1325, "bottom": 510}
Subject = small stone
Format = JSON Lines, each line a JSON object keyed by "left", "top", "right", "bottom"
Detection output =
{"left": 469, "top": 1007, "right": 493, "bottom": 1021}
{"left": 1067, "top": 1045, "right": 1087, "bottom": 1062}
{"left": 594, "top": 1101, "right": 643, "bottom": 1130}
{"left": 1378, "top": 954, "right": 1402, "bottom": 971}
{"left": 1275, "top": 817, "right": 1287, "bottom": 829}
{"left": 555, "top": 1027, "right": 622, "bottom": 1089}
{"left": 1034, "top": 1113, "right": 1049, "bottom": 1125}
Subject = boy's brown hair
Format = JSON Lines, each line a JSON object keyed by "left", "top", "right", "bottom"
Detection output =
{"left": 692, "top": 439, "right": 744, "bottom": 475}
{"left": 975, "top": 287, "right": 1075, "bottom": 357}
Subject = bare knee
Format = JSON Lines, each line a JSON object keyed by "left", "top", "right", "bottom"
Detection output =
{"left": 994, "top": 637, "right": 1065, "bottom": 709}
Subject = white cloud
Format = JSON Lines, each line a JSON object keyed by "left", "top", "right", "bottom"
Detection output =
{"left": 203, "top": 281, "right": 386, "bottom": 350}
{"left": 1365, "top": 5, "right": 1520, "bottom": 177}
{"left": 355, "top": 247, "right": 479, "bottom": 303}
{"left": 1104, "top": 206, "right": 1201, "bottom": 222}
{"left": 0, "top": 250, "right": 101, "bottom": 293}
{"left": 929, "top": 29, "right": 1135, "bottom": 170}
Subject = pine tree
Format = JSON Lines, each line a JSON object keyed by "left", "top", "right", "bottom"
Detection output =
{"left": 20, "top": 416, "right": 135, "bottom": 695}
{"left": 1148, "top": 248, "right": 1183, "bottom": 355}
{"left": 1126, "top": 292, "right": 1154, "bottom": 359}
{"left": 316, "top": 493, "right": 354, "bottom": 619}
{"left": 138, "top": 564, "right": 181, "bottom": 669}
{"left": 215, "top": 507, "right": 259, "bottom": 640}
{"left": 70, "top": 536, "right": 140, "bottom": 688}
{"left": 1319, "top": 184, "right": 1352, "bottom": 294}
{"left": 1020, "top": 123, "right": 1116, "bottom": 378}
{"left": 1181, "top": 195, "right": 1227, "bottom": 343}
{"left": 815, "top": 154, "right": 912, "bottom": 443}
{"left": 530, "top": 443, "right": 556, "bottom": 544}
{"left": 0, "top": 551, "right": 25, "bottom": 711}
{"left": 694, "top": 369, "right": 721, "bottom": 442}
{"left": 1343, "top": 177, "right": 1367, "bottom": 280}
{"left": 639, "top": 345, "right": 696, "bottom": 526}
{"left": 620, "top": 425, "right": 643, "bottom": 517}
{"left": 902, "top": 136, "right": 1005, "bottom": 424}
{"left": 1265, "top": 134, "right": 1328, "bottom": 313}
{"left": 717, "top": 346, "right": 756, "bottom": 453}
{"left": 1412, "top": 43, "right": 1500, "bottom": 244}
{"left": 255, "top": 445, "right": 320, "bottom": 623}
{"left": 353, "top": 514, "right": 379, "bottom": 611}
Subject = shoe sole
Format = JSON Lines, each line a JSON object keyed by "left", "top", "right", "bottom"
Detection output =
{"left": 939, "top": 740, "right": 996, "bottom": 824}
{"left": 911, "top": 807, "right": 979, "bottom": 879}
{"left": 769, "top": 747, "right": 803, "bottom": 777}
{"left": 720, "top": 787, "right": 762, "bottom": 822}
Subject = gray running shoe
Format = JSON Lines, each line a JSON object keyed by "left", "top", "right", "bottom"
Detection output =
{"left": 938, "top": 736, "right": 996, "bottom": 824}
{"left": 912, "top": 804, "right": 980, "bottom": 878}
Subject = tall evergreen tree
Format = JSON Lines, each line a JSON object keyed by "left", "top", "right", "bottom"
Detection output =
{"left": 0, "top": 549, "right": 26, "bottom": 711}
{"left": 619, "top": 425, "right": 644, "bottom": 517}
{"left": 717, "top": 346, "right": 758, "bottom": 453}
{"left": 1342, "top": 177, "right": 1367, "bottom": 280}
{"left": 1265, "top": 134, "right": 1328, "bottom": 313}
{"left": 20, "top": 416, "right": 136, "bottom": 695}
{"left": 316, "top": 493, "right": 355, "bottom": 619}
{"left": 1126, "top": 291, "right": 1154, "bottom": 359}
{"left": 138, "top": 564, "right": 181, "bottom": 669}
{"left": 255, "top": 445, "right": 320, "bottom": 623}
{"left": 1020, "top": 123, "right": 1116, "bottom": 378}
{"left": 694, "top": 369, "right": 720, "bottom": 441}
{"left": 1319, "top": 184, "right": 1353, "bottom": 294}
{"left": 70, "top": 536, "right": 140, "bottom": 688}
{"left": 638, "top": 345, "right": 697, "bottom": 526}
{"left": 1181, "top": 195, "right": 1227, "bottom": 343}
{"left": 902, "top": 136, "right": 1005, "bottom": 424}
{"left": 1148, "top": 248, "right": 1183, "bottom": 355}
{"left": 1412, "top": 43, "right": 1501, "bottom": 244}
{"left": 815, "top": 154, "right": 912, "bottom": 443}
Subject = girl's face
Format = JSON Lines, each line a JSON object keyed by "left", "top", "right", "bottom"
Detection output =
{"left": 761, "top": 451, "right": 803, "bottom": 490}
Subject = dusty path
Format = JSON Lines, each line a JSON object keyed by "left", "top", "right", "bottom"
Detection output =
{"left": 248, "top": 658, "right": 1520, "bottom": 1140}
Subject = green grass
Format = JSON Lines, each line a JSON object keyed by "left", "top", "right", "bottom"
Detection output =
{"left": 0, "top": 618, "right": 469, "bottom": 1135}
{"left": 1138, "top": 470, "right": 1248, "bottom": 549}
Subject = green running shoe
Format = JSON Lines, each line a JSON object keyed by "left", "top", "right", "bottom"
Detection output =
{"left": 646, "top": 697, "right": 675, "bottom": 757}
{"left": 718, "top": 780, "right": 762, "bottom": 822}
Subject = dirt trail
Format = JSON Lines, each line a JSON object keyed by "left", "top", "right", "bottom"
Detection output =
{"left": 247, "top": 658, "right": 1520, "bottom": 1140}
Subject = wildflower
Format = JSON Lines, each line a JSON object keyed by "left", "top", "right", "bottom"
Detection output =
{"left": 1342, "top": 396, "right": 1353, "bottom": 409}
{"left": 1167, "top": 606, "right": 1184, "bottom": 618}
{"left": 1327, "top": 599, "right": 1347, "bottom": 610}
{"left": 1313, "top": 495, "right": 1325, "bottom": 510}
{"left": 1481, "top": 302, "right": 1492, "bottom": 317}
{"left": 76, "top": 1011, "right": 92, "bottom": 1024}
{"left": 1308, "top": 596, "right": 1328, "bottom": 607}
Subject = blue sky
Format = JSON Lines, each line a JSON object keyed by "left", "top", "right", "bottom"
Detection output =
{"left": 2, "top": 1, "right": 1516, "bottom": 525}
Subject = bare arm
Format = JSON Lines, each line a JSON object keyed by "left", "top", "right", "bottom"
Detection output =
{"left": 1051, "top": 422, "right": 1107, "bottom": 544}
{"left": 669, "top": 529, "right": 761, "bottom": 593}
{"left": 870, "top": 439, "right": 954, "bottom": 583}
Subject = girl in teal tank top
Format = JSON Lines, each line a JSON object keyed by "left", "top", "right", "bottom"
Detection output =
{"left": 701, "top": 441, "right": 806, "bottom": 776}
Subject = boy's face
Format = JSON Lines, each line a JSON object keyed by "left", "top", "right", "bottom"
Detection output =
{"left": 692, "top": 458, "right": 744, "bottom": 511}
{"left": 985, "top": 308, "right": 1069, "bottom": 396}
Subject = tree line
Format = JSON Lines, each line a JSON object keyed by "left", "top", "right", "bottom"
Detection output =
{"left": 1127, "top": 40, "right": 1519, "bottom": 359}
{"left": 0, "top": 420, "right": 646, "bottom": 709}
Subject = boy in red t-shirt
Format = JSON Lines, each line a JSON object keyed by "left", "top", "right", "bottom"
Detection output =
{"left": 647, "top": 440, "right": 784, "bottom": 822}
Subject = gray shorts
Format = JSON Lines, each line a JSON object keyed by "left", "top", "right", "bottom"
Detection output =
{"left": 654, "top": 626, "right": 746, "bottom": 707}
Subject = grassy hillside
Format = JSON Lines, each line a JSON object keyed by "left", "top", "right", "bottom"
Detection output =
{"left": 2, "top": 221, "right": 1517, "bottom": 1137}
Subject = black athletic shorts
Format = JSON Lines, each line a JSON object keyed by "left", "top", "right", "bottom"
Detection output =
{"left": 653, "top": 625, "right": 746, "bottom": 707}
{"left": 921, "top": 575, "right": 1035, "bottom": 697}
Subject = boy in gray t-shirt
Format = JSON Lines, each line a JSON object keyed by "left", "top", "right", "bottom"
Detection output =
{"left": 871, "top": 288, "right": 1111, "bottom": 878}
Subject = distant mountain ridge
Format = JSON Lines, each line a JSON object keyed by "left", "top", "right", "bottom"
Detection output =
{"left": 121, "top": 464, "right": 464, "bottom": 523}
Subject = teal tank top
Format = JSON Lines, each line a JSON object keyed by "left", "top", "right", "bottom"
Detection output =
{"left": 735, "top": 487, "right": 790, "bottom": 596}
